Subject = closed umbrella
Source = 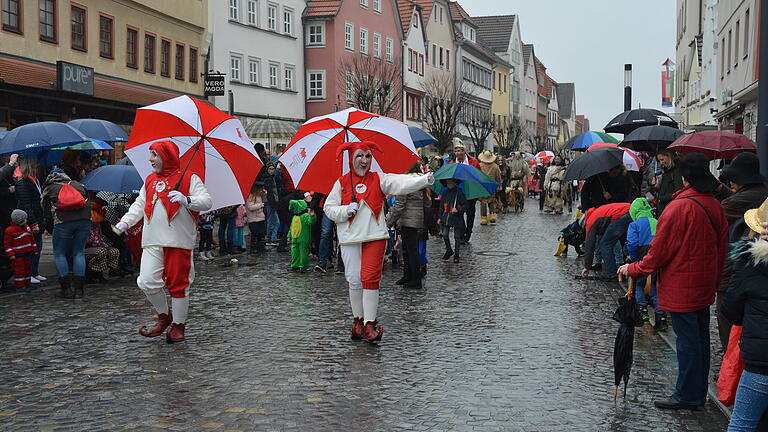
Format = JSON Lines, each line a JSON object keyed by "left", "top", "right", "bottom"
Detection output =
{"left": 604, "top": 109, "right": 678, "bottom": 135}
{"left": 563, "top": 147, "right": 625, "bottom": 182}
{"left": 668, "top": 130, "right": 757, "bottom": 159}
{"left": 620, "top": 125, "right": 684, "bottom": 153}
{"left": 67, "top": 119, "right": 129, "bottom": 142}
{"left": 613, "top": 291, "right": 643, "bottom": 399}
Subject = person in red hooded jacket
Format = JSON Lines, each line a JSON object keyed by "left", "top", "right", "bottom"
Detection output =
{"left": 324, "top": 141, "right": 433, "bottom": 342}
{"left": 114, "top": 140, "right": 212, "bottom": 343}
{"left": 619, "top": 153, "right": 728, "bottom": 411}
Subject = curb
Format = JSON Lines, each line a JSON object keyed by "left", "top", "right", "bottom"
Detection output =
{"left": 615, "top": 280, "right": 732, "bottom": 421}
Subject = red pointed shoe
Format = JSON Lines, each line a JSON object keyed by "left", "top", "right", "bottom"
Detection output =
{"left": 362, "top": 320, "right": 384, "bottom": 342}
{"left": 138, "top": 312, "right": 172, "bottom": 337}
{"left": 165, "top": 323, "right": 186, "bottom": 343}
{"left": 350, "top": 317, "right": 364, "bottom": 340}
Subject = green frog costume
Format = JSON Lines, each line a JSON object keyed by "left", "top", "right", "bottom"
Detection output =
{"left": 288, "top": 199, "right": 316, "bottom": 270}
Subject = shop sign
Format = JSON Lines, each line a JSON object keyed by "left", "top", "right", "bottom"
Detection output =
{"left": 56, "top": 61, "right": 94, "bottom": 95}
{"left": 204, "top": 74, "right": 226, "bottom": 96}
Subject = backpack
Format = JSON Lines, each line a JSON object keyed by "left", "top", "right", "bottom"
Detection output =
{"left": 57, "top": 182, "right": 87, "bottom": 211}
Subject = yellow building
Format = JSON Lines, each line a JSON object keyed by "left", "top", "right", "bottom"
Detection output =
{"left": 0, "top": 0, "right": 207, "bottom": 131}
{"left": 491, "top": 60, "right": 511, "bottom": 151}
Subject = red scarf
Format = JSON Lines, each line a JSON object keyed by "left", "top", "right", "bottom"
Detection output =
{"left": 339, "top": 171, "right": 385, "bottom": 220}
{"left": 144, "top": 140, "right": 196, "bottom": 222}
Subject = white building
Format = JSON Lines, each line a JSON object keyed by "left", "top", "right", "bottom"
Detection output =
{"left": 399, "top": 0, "right": 428, "bottom": 128}
{"left": 547, "top": 79, "right": 559, "bottom": 151}
{"left": 473, "top": 15, "right": 523, "bottom": 121}
{"left": 208, "top": 0, "right": 306, "bottom": 148}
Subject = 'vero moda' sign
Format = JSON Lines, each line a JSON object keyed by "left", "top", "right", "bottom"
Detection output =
{"left": 204, "top": 75, "right": 226, "bottom": 96}
{"left": 56, "top": 61, "right": 94, "bottom": 95}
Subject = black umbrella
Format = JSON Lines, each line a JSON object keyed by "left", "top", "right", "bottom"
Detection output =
{"left": 613, "top": 293, "right": 643, "bottom": 399}
{"left": 604, "top": 109, "right": 678, "bottom": 135}
{"left": 563, "top": 147, "right": 624, "bottom": 182}
{"left": 620, "top": 125, "right": 685, "bottom": 153}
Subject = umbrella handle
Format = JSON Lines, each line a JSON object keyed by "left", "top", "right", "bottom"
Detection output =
{"left": 173, "top": 138, "right": 204, "bottom": 191}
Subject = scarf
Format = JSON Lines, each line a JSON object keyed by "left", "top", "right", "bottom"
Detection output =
{"left": 335, "top": 141, "right": 385, "bottom": 220}
{"left": 144, "top": 140, "right": 195, "bottom": 223}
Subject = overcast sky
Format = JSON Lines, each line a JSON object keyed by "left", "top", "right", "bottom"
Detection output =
{"left": 462, "top": 0, "right": 676, "bottom": 132}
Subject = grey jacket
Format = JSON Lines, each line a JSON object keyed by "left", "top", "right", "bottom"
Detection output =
{"left": 386, "top": 188, "right": 430, "bottom": 231}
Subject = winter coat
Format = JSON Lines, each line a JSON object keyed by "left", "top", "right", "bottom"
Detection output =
{"left": 245, "top": 194, "right": 266, "bottom": 223}
{"left": 479, "top": 162, "right": 502, "bottom": 203}
{"left": 626, "top": 198, "right": 657, "bottom": 261}
{"left": 263, "top": 174, "right": 279, "bottom": 208}
{"left": 3, "top": 223, "right": 37, "bottom": 258}
{"left": 657, "top": 162, "right": 684, "bottom": 216}
{"left": 40, "top": 171, "right": 92, "bottom": 231}
{"left": 721, "top": 183, "right": 768, "bottom": 231}
{"left": 15, "top": 176, "right": 44, "bottom": 228}
{"left": 0, "top": 164, "right": 16, "bottom": 228}
{"left": 580, "top": 174, "right": 609, "bottom": 211}
{"left": 627, "top": 185, "right": 729, "bottom": 312}
{"left": 235, "top": 205, "right": 247, "bottom": 227}
{"left": 722, "top": 239, "right": 768, "bottom": 375}
{"left": 386, "top": 185, "right": 430, "bottom": 231}
{"left": 584, "top": 202, "right": 631, "bottom": 235}
{"left": 438, "top": 186, "right": 468, "bottom": 229}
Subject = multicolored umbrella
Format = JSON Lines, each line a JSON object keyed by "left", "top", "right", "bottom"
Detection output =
{"left": 244, "top": 118, "right": 301, "bottom": 139}
{"left": 279, "top": 107, "right": 418, "bottom": 194}
{"left": 564, "top": 131, "right": 619, "bottom": 151}
{"left": 668, "top": 130, "right": 757, "bottom": 159}
{"left": 124, "top": 95, "right": 263, "bottom": 210}
{"left": 430, "top": 163, "right": 498, "bottom": 200}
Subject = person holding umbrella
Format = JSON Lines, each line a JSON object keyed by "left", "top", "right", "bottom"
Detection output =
{"left": 114, "top": 140, "right": 212, "bottom": 343}
{"left": 450, "top": 139, "right": 479, "bottom": 242}
{"left": 323, "top": 141, "right": 433, "bottom": 343}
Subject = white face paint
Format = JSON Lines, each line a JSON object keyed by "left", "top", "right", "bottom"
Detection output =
{"left": 353, "top": 149, "right": 372, "bottom": 177}
{"left": 149, "top": 150, "right": 163, "bottom": 174}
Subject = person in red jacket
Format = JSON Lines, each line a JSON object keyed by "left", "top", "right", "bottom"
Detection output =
{"left": 4, "top": 209, "right": 38, "bottom": 292}
{"left": 580, "top": 202, "right": 631, "bottom": 279}
{"left": 619, "top": 153, "right": 728, "bottom": 411}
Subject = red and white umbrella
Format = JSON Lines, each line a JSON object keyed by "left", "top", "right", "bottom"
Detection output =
{"left": 534, "top": 151, "right": 555, "bottom": 163}
{"left": 279, "top": 107, "right": 418, "bottom": 194}
{"left": 125, "top": 95, "right": 263, "bottom": 210}
{"left": 587, "top": 142, "right": 642, "bottom": 171}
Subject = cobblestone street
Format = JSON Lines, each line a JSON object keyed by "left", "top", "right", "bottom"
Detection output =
{"left": 0, "top": 199, "right": 728, "bottom": 431}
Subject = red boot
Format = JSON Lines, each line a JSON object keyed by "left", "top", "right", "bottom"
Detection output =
{"left": 165, "top": 323, "right": 186, "bottom": 343}
{"left": 138, "top": 312, "right": 172, "bottom": 337}
{"left": 362, "top": 320, "right": 384, "bottom": 342}
{"left": 350, "top": 317, "right": 364, "bottom": 340}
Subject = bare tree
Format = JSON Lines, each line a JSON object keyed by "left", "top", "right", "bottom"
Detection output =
{"left": 493, "top": 117, "right": 527, "bottom": 157}
{"left": 338, "top": 54, "right": 403, "bottom": 117}
{"left": 463, "top": 111, "right": 494, "bottom": 155}
{"left": 422, "top": 74, "right": 471, "bottom": 154}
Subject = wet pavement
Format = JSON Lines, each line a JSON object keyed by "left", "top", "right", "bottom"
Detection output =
{"left": 0, "top": 199, "right": 728, "bottom": 431}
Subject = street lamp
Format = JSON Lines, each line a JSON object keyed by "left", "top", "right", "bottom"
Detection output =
{"left": 624, "top": 64, "right": 632, "bottom": 112}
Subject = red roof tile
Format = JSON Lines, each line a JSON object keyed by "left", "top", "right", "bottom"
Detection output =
{"left": 305, "top": 0, "right": 342, "bottom": 17}
{"left": 411, "top": 0, "right": 434, "bottom": 22}
{"left": 448, "top": 1, "right": 475, "bottom": 26}
{"left": 397, "top": 0, "right": 416, "bottom": 36}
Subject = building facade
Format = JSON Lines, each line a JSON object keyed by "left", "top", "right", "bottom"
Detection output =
{"left": 547, "top": 78, "right": 559, "bottom": 151}
{"left": 473, "top": 15, "right": 523, "bottom": 121}
{"left": 0, "top": 0, "right": 207, "bottom": 131}
{"left": 521, "top": 44, "right": 537, "bottom": 147}
{"left": 209, "top": 0, "right": 306, "bottom": 133}
{"left": 490, "top": 59, "right": 511, "bottom": 150}
{"left": 398, "top": 0, "right": 427, "bottom": 127}
{"left": 556, "top": 82, "right": 577, "bottom": 140}
{"left": 414, "top": 0, "right": 454, "bottom": 83}
{"left": 714, "top": 0, "right": 757, "bottom": 139}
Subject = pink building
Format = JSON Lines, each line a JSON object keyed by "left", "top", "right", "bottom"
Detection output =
{"left": 304, "top": 0, "right": 404, "bottom": 120}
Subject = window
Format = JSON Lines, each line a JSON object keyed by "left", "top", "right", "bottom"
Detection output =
{"left": 406, "top": 93, "right": 422, "bottom": 121}
{"left": 720, "top": 37, "right": 725, "bottom": 78}
{"left": 126, "top": 28, "right": 138, "bottom": 68}
{"left": 267, "top": 3, "right": 277, "bottom": 31}
{"left": 373, "top": 0, "right": 381, "bottom": 12}
{"left": 2, "top": 0, "right": 21, "bottom": 33}
{"left": 439, "top": 5, "right": 443, "bottom": 23}
{"left": 144, "top": 33, "right": 155, "bottom": 73}
{"left": 727, "top": 29, "right": 732, "bottom": 73}
{"left": 71, "top": 5, "right": 86, "bottom": 51}
{"left": 248, "top": 58, "right": 260, "bottom": 84}
{"left": 344, "top": 22, "right": 354, "bottom": 50}
{"left": 360, "top": 0, "right": 368, "bottom": 8}
{"left": 99, "top": 15, "right": 113, "bottom": 58}
{"left": 269, "top": 63, "right": 279, "bottom": 88}
{"left": 744, "top": 9, "right": 750, "bottom": 58}
{"left": 439, "top": 47, "right": 443, "bottom": 68}
{"left": 413, "top": 13, "right": 418, "bottom": 28}
{"left": 283, "top": 8, "right": 292, "bottom": 34}
{"left": 446, "top": 49, "right": 450, "bottom": 71}
{"left": 373, "top": 32, "right": 381, "bottom": 58}
{"left": 360, "top": 28, "right": 368, "bottom": 55}
{"left": 39, "top": 0, "right": 56, "bottom": 42}
{"left": 434, "top": 5, "right": 438, "bottom": 22}
{"left": 230, "top": 55, "right": 242, "bottom": 81}
{"left": 385, "top": 37, "right": 393, "bottom": 62}
{"left": 346, "top": 70, "right": 353, "bottom": 102}
{"left": 734, "top": 21, "right": 740, "bottom": 67}
{"left": 229, "top": 0, "right": 239, "bottom": 20}
{"left": 175, "top": 44, "right": 184, "bottom": 80}
{"left": 432, "top": 44, "right": 436, "bottom": 66}
{"left": 408, "top": 48, "right": 413, "bottom": 71}
{"left": 160, "top": 39, "right": 170, "bottom": 77}
{"left": 247, "top": 0, "right": 257, "bottom": 25}
{"left": 307, "top": 23, "right": 324, "bottom": 46}
{"left": 189, "top": 47, "right": 198, "bottom": 82}
{"left": 284, "top": 66, "right": 294, "bottom": 90}
{"left": 308, "top": 70, "right": 325, "bottom": 100}
{"left": 419, "top": 54, "right": 424, "bottom": 76}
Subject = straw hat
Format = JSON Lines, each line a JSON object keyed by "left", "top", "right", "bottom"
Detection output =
{"left": 478, "top": 150, "right": 497, "bottom": 163}
{"left": 744, "top": 198, "right": 768, "bottom": 235}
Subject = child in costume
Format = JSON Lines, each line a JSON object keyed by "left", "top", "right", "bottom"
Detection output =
{"left": 4, "top": 209, "right": 38, "bottom": 292}
{"left": 288, "top": 199, "right": 316, "bottom": 272}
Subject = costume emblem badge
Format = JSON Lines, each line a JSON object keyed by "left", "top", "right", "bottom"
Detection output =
{"left": 155, "top": 180, "right": 167, "bottom": 193}
{"left": 355, "top": 183, "right": 367, "bottom": 194}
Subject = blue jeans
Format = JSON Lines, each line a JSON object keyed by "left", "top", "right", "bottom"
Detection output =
{"left": 728, "top": 370, "right": 768, "bottom": 431}
{"left": 418, "top": 239, "right": 428, "bottom": 264}
{"left": 317, "top": 214, "right": 334, "bottom": 265}
{"left": 52, "top": 220, "right": 91, "bottom": 277}
{"left": 265, "top": 206, "right": 279, "bottom": 242}
{"left": 218, "top": 216, "right": 235, "bottom": 252}
{"left": 670, "top": 308, "right": 711, "bottom": 406}
{"left": 598, "top": 214, "right": 632, "bottom": 278}
{"left": 31, "top": 232, "right": 42, "bottom": 276}
{"left": 634, "top": 273, "right": 659, "bottom": 312}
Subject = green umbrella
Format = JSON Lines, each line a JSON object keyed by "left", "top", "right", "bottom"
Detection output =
{"left": 430, "top": 163, "right": 499, "bottom": 200}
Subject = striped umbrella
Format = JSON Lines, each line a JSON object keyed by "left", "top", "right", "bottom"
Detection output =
{"left": 245, "top": 118, "right": 301, "bottom": 139}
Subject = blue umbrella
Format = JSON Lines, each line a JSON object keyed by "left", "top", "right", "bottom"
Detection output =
{"left": 0, "top": 130, "right": 7, "bottom": 141}
{"left": 408, "top": 126, "right": 438, "bottom": 148}
{"left": 67, "top": 119, "right": 129, "bottom": 142}
{"left": 81, "top": 164, "right": 143, "bottom": 194}
{"left": 564, "top": 131, "right": 620, "bottom": 151}
{"left": 0, "top": 121, "right": 89, "bottom": 155}
{"left": 39, "top": 139, "right": 115, "bottom": 166}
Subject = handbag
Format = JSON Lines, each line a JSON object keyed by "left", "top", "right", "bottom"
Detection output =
{"left": 717, "top": 325, "right": 744, "bottom": 407}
